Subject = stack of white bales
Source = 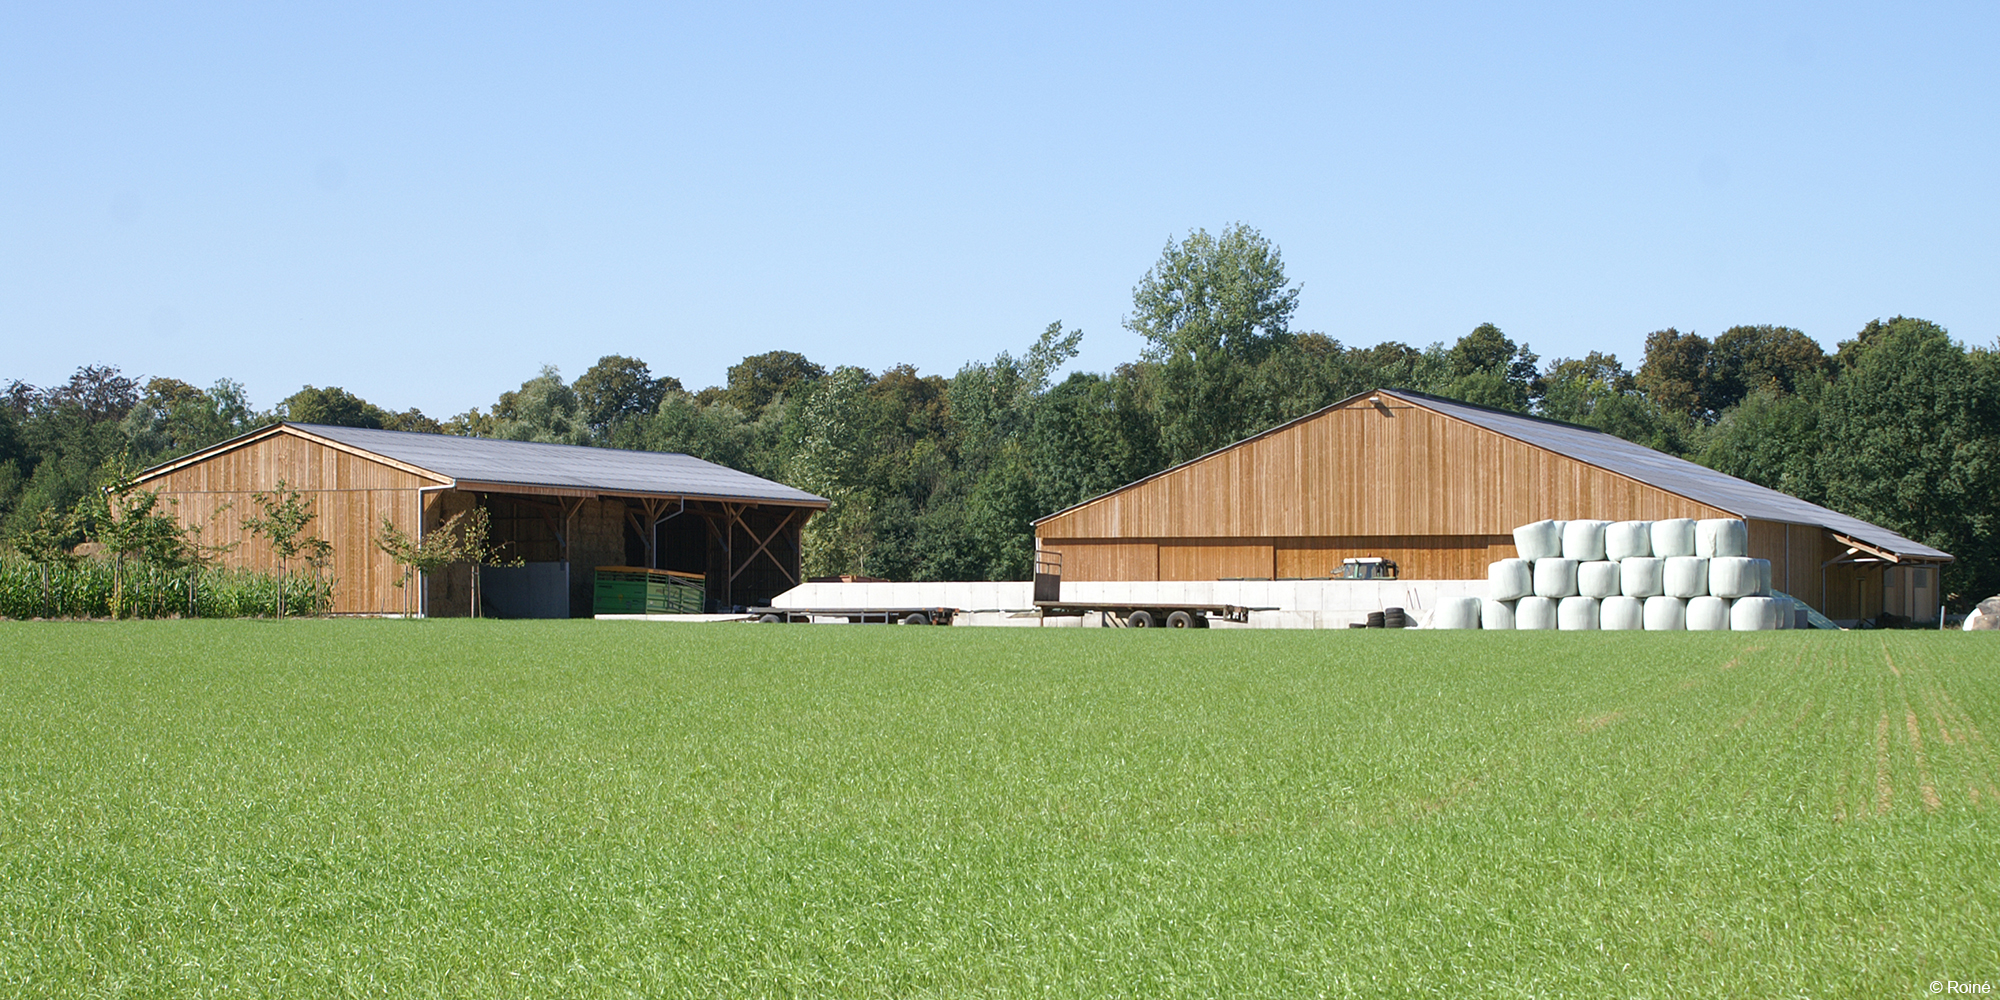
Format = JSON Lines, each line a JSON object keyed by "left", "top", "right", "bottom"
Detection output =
{"left": 1431, "top": 517, "right": 1793, "bottom": 630}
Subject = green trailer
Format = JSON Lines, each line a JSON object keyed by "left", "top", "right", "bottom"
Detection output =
{"left": 593, "top": 567, "right": 706, "bottom": 615}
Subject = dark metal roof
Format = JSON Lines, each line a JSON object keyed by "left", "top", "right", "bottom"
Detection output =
{"left": 1379, "top": 389, "right": 1950, "bottom": 561}
{"left": 293, "top": 423, "right": 829, "bottom": 506}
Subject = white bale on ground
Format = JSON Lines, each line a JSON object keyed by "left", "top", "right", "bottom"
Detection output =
{"left": 1772, "top": 596, "right": 1794, "bottom": 630}
{"left": 1730, "top": 596, "right": 1782, "bottom": 631}
{"left": 1687, "top": 595, "right": 1731, "bottom": 631}
{"left": 1515, "top": 596, "right": 1558, "bottom": 630}
{"left": 1481, "top": 599, "right": 1517, "bottom": 630}
{"left": 1601, "top": 595, "right": 1645, "bottom": 630}
{"left": 1651, "top": 518, "right": 1697, "bottom": 558}
{"left": 1577, "top": 561, "right": 1622, "bottom": 599}
{"left": 1663, "top": 557, "right": 1709, "bottom": 599}
{"left": 1621, "top": 557, "right": 1664, "bottom": 598}
{"left": 1512, "top": 520, "right": 1564, "bottom": 561}
{"left": 1709, "top": 557, "right": 1760, "bottom": 599}
{"left": 1562, "top": 519, "right": 1611, "bottom": 562}
{"left": 1533, "top": 558, "right": 1579, "bottom": 598}
{"left": 1696, "top": 518, "right": 1749, "bottom": 558}
{"left": 1557, "top": 596, "right": 1600, "bottom": 630}
{"left": 1487, "top": 558, "right": 1533, "bottom": 601}
{"left": 1756, "top": 560, "right": 1773, "bottom": 597}
{"left": 1432, "top": 596, "right": 1483, "bottom": 629}
{"left": 1605, "top": 521, "right": 1652, "bottom": 561}
{"left": 1644, "top": 595, "right": 1688, "bottom": 630}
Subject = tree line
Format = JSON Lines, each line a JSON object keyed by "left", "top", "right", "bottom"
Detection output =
{"left": 5, "top": 225, "right": 1997, "bottom": 607}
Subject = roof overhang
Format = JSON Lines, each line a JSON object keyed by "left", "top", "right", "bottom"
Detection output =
{"left": 452, "top": 479, "right": 830, "bottom": 509}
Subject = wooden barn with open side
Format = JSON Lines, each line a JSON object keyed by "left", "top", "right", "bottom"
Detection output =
{"left": 133, "top": 423, "right": 830, "bottom": 617}
{"left": 1032, "top": 388, "right": 1952, "bottom": 623}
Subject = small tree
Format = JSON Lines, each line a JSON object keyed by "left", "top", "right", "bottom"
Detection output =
{"left": 75, "top": 467, "right": 195, "bottom": 618}
{"left": 242, "top": 478, "right": 333, "bottom": 618}
{"left": 376, "top": 511, "right": 472, "bottom": 618}
{"left": 9, "top": 506, "right": 79, "bottom": 617}
{"left": 443, "top": 506, "right": 522, "bottom": 618}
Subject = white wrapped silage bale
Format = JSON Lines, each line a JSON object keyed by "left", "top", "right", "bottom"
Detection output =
{"left": 1562, "top": 520, "right": 1610, "bottom": 562}
{"left": 1557, "top": 596, "right": 1600, "bottom": 630}
{"left": 1516, "top": 596, "right": 1558, "bottom": 630}
{"left": 1756, "top": 560, "right": 1773, "bottom": 597}
{"left": 1644, "top": 595, "right": 1687, "bottom": 630}
{"left": 1696, "top": 518, "right": 1749, "bottom": 558}
{"left": 1620, "top": 557, "right": 1664, "bottom": 598}
{"left": 1687, "top": 595, "right": 1730, "bottom": 631}
{"left": 1432, "top": 596, "right": 1483, "bottom": 629}
{"left": 1487, "top": 559, "right": 1533, "bottom": 602}
{"left": 1481, "top": 599, "right": 1517, "bottom": 630}
{"left": 1605, "top": 521, "right": 1652, "bottom": 561}
{"left": 1730, "top": 596, "right": 1782, "bottom": 631}
{"left": 1533, "top": 559, "right": 1579, "bottom": 599}
{"left": 1772, "top": 596, "right": 1794, "bottom": 630}
{"left": 1512, "top": 520, "right": 1564, "bottom": 561}
{"left": 1577, "top": 561, "right": 1622, "bottom": 599}
{"left": 1651, "top": 518, "right": 1696, "bottom": 558}
{"left": 1663, "top": 557, "right": 1709, "bottom": 599}
{"left": 1709, "top": 557, "right": 1760, "bottom": 599}
{"left": 1601, "top": 595, "right": 1645, "bottom": 630}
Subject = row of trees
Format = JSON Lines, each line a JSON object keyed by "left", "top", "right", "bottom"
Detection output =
{"left": 6, "top": 225, "right": 1997, "bottom": 607}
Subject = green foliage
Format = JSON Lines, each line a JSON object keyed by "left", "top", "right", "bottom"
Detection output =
{"left": 491, "top": 365, "right": 590, "bottom": 445}
{"left": 0, "top": 623, "right": 1993, "bottom": 994}
{"left": 0, "top": 559, "right": 329, "bottom": 618}
{"left": 123, "top": 377, "right": 263, "bottom": 463}
{"left": 718, "top": 350, "right": 826, "bottom": 412}
{"left": 1818, "top": 317, "right": 2000, "bottom": 605}
{"left": 575, "top": 354, "right": 678, "bottom": 437}
{"left": 242, "top": 479, "right": 334, "bottom": 617}
{"left": 1128, "top": 224, "right": 1300, "bottom": 461}
{"left": 280, "top": 384, "right": 386, "bottom": 427}
{"left": 1437, "top": 323, "right": 1541, "bottom": 412}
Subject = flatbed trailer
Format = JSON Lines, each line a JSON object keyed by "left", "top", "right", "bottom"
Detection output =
{"left": 1034, "top": 601, "right": 1268, "bottom": 628}
{"left": 1029, "top": 551, "right": 1274, "bottom": 628}
{"left": 750, "top": 606, "right": 957, "bottom": 626}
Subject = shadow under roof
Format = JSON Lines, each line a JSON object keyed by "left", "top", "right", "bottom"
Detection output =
{"left": 292, "top": 423, "right": 828, "bottom": 506}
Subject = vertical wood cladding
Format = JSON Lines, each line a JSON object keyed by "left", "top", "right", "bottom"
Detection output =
{"left": 138, "top": 429, "right": 441, "bottom": 615}
{"left": 1032, "top": 398, "right": 1848, "bottom": 611}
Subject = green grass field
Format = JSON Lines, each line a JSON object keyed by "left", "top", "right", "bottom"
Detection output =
{"left": 1, "top": 621, "right": 1995, "bottom": 997}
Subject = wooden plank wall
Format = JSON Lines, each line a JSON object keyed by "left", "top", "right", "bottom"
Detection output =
{"left": 1037, "top": 398, "right": 1736, "bottom": 583}
{"left": 1038, "top": 399, "right": 1732, "bottom": 541}
{"left": 138, "top": 430, "right": 438, "bottom": 615}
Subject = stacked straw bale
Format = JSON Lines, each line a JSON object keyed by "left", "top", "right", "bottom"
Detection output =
{"left": 1436, "top": 517, "right": 1797, "bottom": 630}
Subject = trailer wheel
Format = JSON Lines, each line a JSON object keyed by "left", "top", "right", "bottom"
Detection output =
{"left": 759, "top": 614, "right": 781, "bottom": 623}
{"left": 902, "top": 613, "right": 930, "bottom": 626}
{"left": 1166, "top": 610, "right": 1195, "bottom": 629}
{"left": 1128, "top": 609, "right": 1156, "bottom": 628}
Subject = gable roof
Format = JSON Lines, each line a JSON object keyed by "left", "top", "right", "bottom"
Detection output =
{"left": 1034, "top": 387, "right": 1950, "bottom": 562}
{"left": 138, "top": 423, "right": 830, "bottom": 507}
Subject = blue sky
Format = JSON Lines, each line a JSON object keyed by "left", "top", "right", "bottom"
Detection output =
{"left": 3, "top": 2, "right": 1995, "bottom": 417}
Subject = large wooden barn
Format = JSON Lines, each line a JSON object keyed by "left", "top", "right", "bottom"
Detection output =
{"left": 133, "top": 423, "right": 829, "bottom": 617}
{"left": 1032, "top": 388, "right": 1952, "bottom": 623}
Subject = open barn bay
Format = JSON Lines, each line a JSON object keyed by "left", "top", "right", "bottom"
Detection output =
{"left": 0, "top": 622, "right": 1994, "bottom": 997}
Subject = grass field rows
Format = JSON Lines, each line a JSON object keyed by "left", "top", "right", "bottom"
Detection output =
{"left": 1, "top": 622, "right": 1994, "bottom": 997}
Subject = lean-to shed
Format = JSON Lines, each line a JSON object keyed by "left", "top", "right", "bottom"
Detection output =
{"left": 133, "top": 423, "right": 829, "bottom": 616}
{"left": 1032, "top": 388, "right": 1952, "bottom": 622}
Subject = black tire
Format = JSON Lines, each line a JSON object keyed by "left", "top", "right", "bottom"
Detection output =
{"left": 1128, "top": 609, "right": 1156, "bottom": 628}
{"left": 902, "top": 613, "right": 930, "bottom": 626}
{"left": 1166, "top": 610, "right": 1195, "bottom": 629}
{"left": 759, "top": 614, "right": 781, "bottom": 623}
